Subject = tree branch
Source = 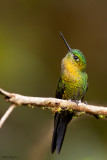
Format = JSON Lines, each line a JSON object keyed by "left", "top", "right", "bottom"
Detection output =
{"left": 0, "top": 88, "right": 107, "bottom": 128}
{"left": 0, "top": 88, "right": 107, "bottom": 116}
{"left": 0, "top": 104, "right": 16, "bottom": 128}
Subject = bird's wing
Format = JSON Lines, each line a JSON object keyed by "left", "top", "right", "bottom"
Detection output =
{"left": 51, "top": 77, "right": 73, "bottom": 154}
{"left": 55, "top": 77, "right": 65, "bottom": 99}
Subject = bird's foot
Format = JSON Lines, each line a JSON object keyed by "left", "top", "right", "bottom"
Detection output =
{"left": 68, "top": 99, "right": 88, "bottom": 106}
{"left": 68, "top": 99, "right": 81, "bottom": 105}
{"left": 82, "top": 101, "right": 87, "bottom": 105}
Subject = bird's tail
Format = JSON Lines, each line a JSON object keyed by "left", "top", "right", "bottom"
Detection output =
{"left": 51, "top": 112, "right": 73, "bottom": 154}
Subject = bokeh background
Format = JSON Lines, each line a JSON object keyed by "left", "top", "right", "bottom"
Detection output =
{"left": 0, "top": 0, "right": 107, "bottom": 160}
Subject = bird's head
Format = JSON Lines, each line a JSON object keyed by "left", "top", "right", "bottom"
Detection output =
{"left": 60, "top": 32, "right": 86, "bottom": 72}
{"left": 66, "top": 49, "right": 86, "bottom": 71}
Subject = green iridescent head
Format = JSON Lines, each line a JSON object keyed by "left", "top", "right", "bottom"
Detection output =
{"left": 60, "top": 32, "right": 86, "bottom": 71}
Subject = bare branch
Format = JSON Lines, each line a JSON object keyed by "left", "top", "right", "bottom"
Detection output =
{"left": 0, "top": 88, "right": 107, "bottom": 117}
{"left": 0, "top": 104, "right": 16, "bottom": 128}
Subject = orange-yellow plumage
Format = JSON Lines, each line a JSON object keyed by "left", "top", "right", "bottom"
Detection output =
{"left": 60, "top": 51, "right": 88, "bottom": 100}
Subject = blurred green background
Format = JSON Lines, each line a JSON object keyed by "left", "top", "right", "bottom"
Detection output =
{"left": 0, "top": 0, "right": 107, "bottom": 160}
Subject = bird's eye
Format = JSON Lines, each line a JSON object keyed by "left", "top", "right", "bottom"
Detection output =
{"left": 73, "top": 55, "right": 79, "bottom": 61}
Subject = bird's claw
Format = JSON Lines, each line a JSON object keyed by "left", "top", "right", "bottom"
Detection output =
{"left": 69, "top": 99, "right": 81, "bottom": 105}
{"left": 82, "top": 101, "right": 87, "bottom": 105}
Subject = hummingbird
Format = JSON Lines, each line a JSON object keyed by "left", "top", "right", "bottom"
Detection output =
{"left": 51, "top": 32, "right": 88, "bottom": 154}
